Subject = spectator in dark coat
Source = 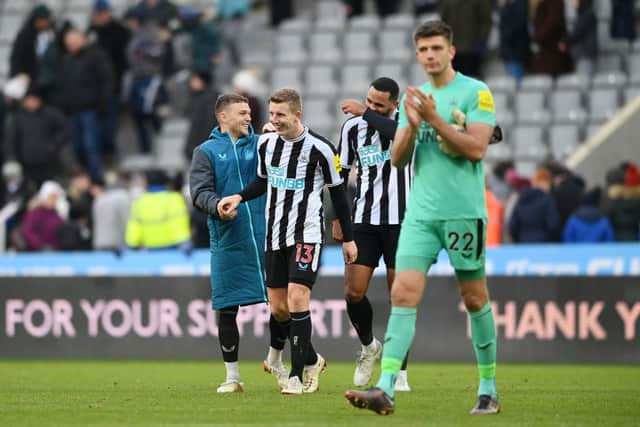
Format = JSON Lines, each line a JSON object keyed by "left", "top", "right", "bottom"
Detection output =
{"left": 343, "top": 0, "right": 399, "bottom": 18}
{"left": 563, "top": 188, "right": 615, "bottom": 243}
{"left": 607, "top": 163, "right": 640, "bottom": 241}
{"left": 544, "top": 161, "right": 585, "bottom": 240}
{"left": 509, "top": 168, "right": 560, "bottom": 242}
{"left": 183, "top": 72, "right": 218, "bottom": 161}
{"left": 562, "top": 0, "right": 597, "bottom": 75}
{"left": 88, "top": 0, "right": 131, "bottom": 157}
{"left": 134, "top": 0, "right": 180, "bottom": 75}
{"left": 125, "top": 9, "right": 165, "bottom": 154}
{"left": 21, "top": 180, "right": 65, "bottom": 251}
{"left": 530, "top": 0, "right": 574, "bottom": 76}
{"left": 499, "top": 0, "right": 531, "bottom": 83}
{"left": 610, "top": 0, "right": 636, "bottom": 41}
{"left": 10, "top": 87, "right": 68, "bottom": 188}
{"left": 9, "top": 5, "right": 54, "bottom": 80}
{"left": 57, "top": 29, "right": 115, "bottom": 183}
{"left": 440, "top": 0, "right": 493, "bottom": 78}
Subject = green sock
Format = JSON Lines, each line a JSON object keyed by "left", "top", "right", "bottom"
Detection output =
{"left": 376, "top": 306, "right": 417, "bottom": 399}
{"left": 469, "top": 302, "right": 497, "bottom": 398}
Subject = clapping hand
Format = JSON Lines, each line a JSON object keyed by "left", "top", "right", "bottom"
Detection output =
{"left": 406, "top": 86, "right": 437, "bottom": 123}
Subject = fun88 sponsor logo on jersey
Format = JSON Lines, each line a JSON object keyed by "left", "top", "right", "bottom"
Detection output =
{"left": 267, "top": 166, "right": 304, "bottom": 190}
{"left": 358, "top": 144, "right": 390, "bottom": 168}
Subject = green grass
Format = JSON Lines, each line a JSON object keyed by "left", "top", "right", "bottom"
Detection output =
{"left": 1, "top": 361, "right": 639, "bottom": 426}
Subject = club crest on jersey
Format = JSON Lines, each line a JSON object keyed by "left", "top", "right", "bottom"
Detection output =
{"left": 298, "top": 150, "right": 310, "bottom": 164}
{"left": 358, "top": 144, "right": 390, "bottom": 167}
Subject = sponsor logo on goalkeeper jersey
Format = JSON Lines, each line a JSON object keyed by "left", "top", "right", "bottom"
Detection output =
{"left": 358, "top": 144, "right": 390, "bottom": 167}
{"left": 416, "top": 123, "right": 437, "bottom": 144}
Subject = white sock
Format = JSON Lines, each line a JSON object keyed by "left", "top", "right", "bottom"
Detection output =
{"left": 225, "top": 361, "right": 240, "bottom": 382}
{"left": 267, "top": 347, "right": 283, "bottom": 365}
{"left": 398, "top": 370, "right": 408, "bottom": 380}
{"left": 363, "top": 338, "right": 379, "bottom": 353}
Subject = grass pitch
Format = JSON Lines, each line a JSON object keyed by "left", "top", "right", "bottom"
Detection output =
{"left": 1, "top": 361, "right": 638, "bottom": 426}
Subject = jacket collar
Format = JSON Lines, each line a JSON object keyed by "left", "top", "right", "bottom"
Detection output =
{"left": 210, "top": 125, "right": 255, "bottom": 146}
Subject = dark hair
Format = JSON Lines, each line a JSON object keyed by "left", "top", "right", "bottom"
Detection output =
{"left": 370, "top": 77, "right": 399, "bottom": 101}
{"left": 413, "top": 20, "right": 453, "bottom": 45}
{"left": 269, "top": 88, "right": 302, "bottom": 113}
{"left": 215, "top": 93, "right": 249, "bottom": 114}
{"left": 145, "top": 169, "right": 169, "bottom": 187}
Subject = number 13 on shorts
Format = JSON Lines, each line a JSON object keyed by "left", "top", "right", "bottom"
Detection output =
{"left": 295, "top": 243, "right": 321, "bottom": 272}
{"left": 443, "top": 219, "right": 486, "bottom": 271}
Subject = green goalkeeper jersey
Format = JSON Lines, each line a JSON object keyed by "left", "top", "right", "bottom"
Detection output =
{"left": 398, "top": 72, "right": 496, "bottom": 222}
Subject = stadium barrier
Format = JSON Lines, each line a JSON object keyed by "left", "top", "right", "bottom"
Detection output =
{"left": 0, "top": 243, "right": 638, "bottom": 276}
{"left": 1, "top": 276, "right": 638, "bottom": 363}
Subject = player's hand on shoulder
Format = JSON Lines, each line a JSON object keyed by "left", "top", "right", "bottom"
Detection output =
{"left": 342, "top": 240, "right": 357, "bottom": 264}
{"left": 332, "top": 219, "right": 343, "bottom": 242}
{"left": 262, "top": 122, "right": 276, "bottom": 133}
{"left": 341, "top": 99, "right": 366, "bottom": 116}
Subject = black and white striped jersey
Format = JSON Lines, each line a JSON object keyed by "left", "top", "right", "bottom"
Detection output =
{"left": 338, "top": 112, "right": 412, "bottom": 225}
{"left": 258, "top": 127, "right": 342, "bottom": 251}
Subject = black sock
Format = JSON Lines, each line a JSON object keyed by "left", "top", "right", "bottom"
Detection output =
{"left": 402, "top": 351, "right": 409, "bottom": 370}
{"left": 289, "top": 311, "right": 311, "bottom": 379}
{"left": 346, "top": 296, "right": 374, "bottom": 345}
{"left": 269, "top": 314, "right": 289, "bottom": 350}
{"left": 217, "top": 307, "right": 239, "bottom": 362}
{"left": 305, "top": 341, "right": 318, "bottom": 366}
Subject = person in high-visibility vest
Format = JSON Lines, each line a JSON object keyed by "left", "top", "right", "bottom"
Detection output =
{"left": 125, "top": 169, "right": 190, "bottom": 249}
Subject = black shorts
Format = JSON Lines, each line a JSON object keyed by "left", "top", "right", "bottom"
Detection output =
{"left": 265, "top": 243, "right": 323, "bottom": 289}
{"left": 353, "top": 223, "right": 401, "bottom": 269}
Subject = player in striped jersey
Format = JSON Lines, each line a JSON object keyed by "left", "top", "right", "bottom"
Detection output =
{"left": 333, "top": 78, "right": 413, "bottom": 391}
{"left": 220, "top": 88, "right": 358, "bottom": 395}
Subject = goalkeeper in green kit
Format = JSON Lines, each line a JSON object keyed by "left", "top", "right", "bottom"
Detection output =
{"left": 345, "top": 20, "right": 499, "bottom": 416}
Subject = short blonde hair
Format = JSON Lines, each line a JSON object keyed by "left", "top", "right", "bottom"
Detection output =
{"left": 269, "top": 88, "right": 302, "bottom": 113}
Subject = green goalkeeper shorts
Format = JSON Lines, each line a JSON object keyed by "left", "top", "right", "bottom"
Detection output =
{"left": 395, "top": 218, "right": 486, "bottom": 280}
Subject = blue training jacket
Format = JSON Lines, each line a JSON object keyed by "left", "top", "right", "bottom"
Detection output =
{"left": 189, "top": 126, "right": 267, "bottom": 310}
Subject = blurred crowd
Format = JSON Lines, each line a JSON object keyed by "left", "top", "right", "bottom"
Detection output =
{"left": 485, "top": 160, "right": 640, "bottom": 245}
{"left": 0, "top": 0, "right": 638, "bottom": 253}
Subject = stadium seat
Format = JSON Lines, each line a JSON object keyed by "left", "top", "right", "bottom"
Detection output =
{"left": 343, "top": 31, "right": 377, "bottom": 63}
{"left": 316, "top": 0, "right": 346, "bottom": 20}
{"left": 495, "top": 109, "right": 516, "bottom": 128}
{"left": 379, "top": 30, "right": 413, "bottom": 61}
{"left": 309, "top": 32, "right": 342, "bottom": 64}
{"left": 0, "top": 14, "right": 23, "bottom": 44}
{"left": 591, "top": 71, "right": 628, "bottom": 89}
{"left": 482, "top": 56, "right": 508, "bottom": 77}
{"left": 485, "top": 75, "right": 517, "bottom": 94}
{"left": 515, "top": 91, "right": 546, "bottom": 118}
{"left": 303, "top": 98, "right": 334, "bottom": 131}
{"left": 549, "top": 125, "right": 581, "bottom": 160}
{"left": 374, "top": 63, "right": 408, "bottom": 90}
{"left": 585, "top": 122, "right": 603, "bottom": 139}
{"left": 279, "top": 17, "right": 312, "bottom": 32}
{"left": 595, "top": 53, "right": 624, "bottom": 73}
{"left": 339, "top": 64, "right": 371, "bottom": 97}
{"left": 520, "top": 75, "right": 553, "bottom": 93}
{"left": 514, "top": 160, "right": 538, "bottom": 177}
{"left": 492, "top": 92, "right": 510, "bottom": 113}
{"left": 66, "top": 0, "right": 94, "bottom": 12}
{"left": 349, "top": 15, "right": 381, "bottom": 31}
{"left": 512, "top": 126, "right": 548, "bottom": 161}
{"left": 484, "top": 138, "right": 514, "bottom": 162}
{"left": 382, "top": 13, "right": 414, "bottom": 30}
{"left": 555, "top": 73, "right": 590, "bottom": 92}
{"left": 624, "top": 86, "right": 640, "bottom": 104}
{"left": 627, "top": 53, "right": 640, "bottom": 84}
{"left": 550, "top": 90, "right": 587, "bottom": 124}
{"left": 271, "top": 66, "right": 303, "bottom": 92}
{"left": 588, "top": 88, "right": 620, "bottom": 121}
{"left": 315, "top": 18, "right": 344, "bottom": 31}
{"left": 304, "top": 65, "right": 338, "bottom": 97}
{"left": 275, "top": 34, "right": 307, "bottom": 64}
